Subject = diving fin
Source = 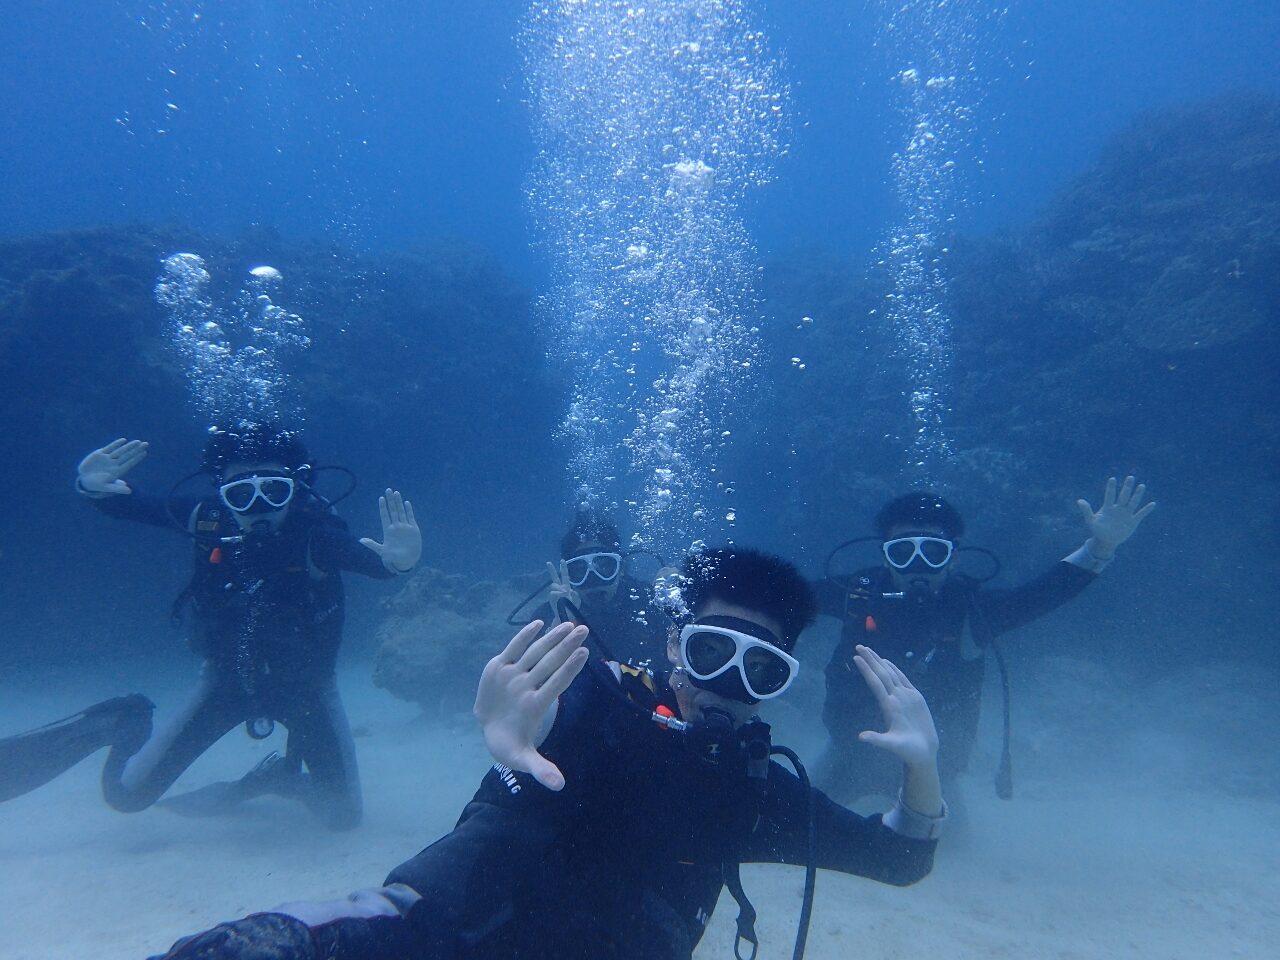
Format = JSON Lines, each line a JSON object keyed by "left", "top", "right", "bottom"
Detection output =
{"left": 0, "top": 694, "right": 154, "bottom": 803}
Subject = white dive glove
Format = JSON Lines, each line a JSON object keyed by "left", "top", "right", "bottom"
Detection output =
{"left": 76, "top": 438, "right": 149, "bottom": 496}
{"left": 1069, "top": 475, "right": 1156, "bottom": 571}
{"left": 360, "top": 488, "right": 422, "bottom": 574}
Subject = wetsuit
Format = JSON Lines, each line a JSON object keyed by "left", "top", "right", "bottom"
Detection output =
{"left": 814, "top": 562, "right": 1095, "bottom": 799}
{"left": 150, "top": 664, "right": 940, "bottom": 960}
{"left": 0, "top": 491, "right": 392, "bottom": 829}
{"left": 531, "top": 573, "right": 669, "bottom": 668}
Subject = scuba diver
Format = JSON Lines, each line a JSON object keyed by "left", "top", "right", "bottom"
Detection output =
{"left": 527, "top": 508, "right": 669, "bottom": 668}
{"left": 0, "top": 423, "right": 422, "bottom": 830}
{"left": 813, "top": 476, "right": 1155, "bottom": 804}
{"left": 146, "top": 547, "right": 945, "bottom": 960}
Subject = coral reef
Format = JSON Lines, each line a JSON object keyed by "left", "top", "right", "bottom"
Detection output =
{"left": 372, "top": 567, "right": 546, "bottom": 714}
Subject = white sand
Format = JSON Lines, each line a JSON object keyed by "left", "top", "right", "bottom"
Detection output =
{"left": 1, "top": 662, "right": 1277, "bottom": 959}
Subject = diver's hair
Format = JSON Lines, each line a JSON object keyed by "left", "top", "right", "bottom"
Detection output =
{"left": 202, "top": 421, "right": 309, "bottom": 475}
{"left": 875, "top": 491, "right": 965, "bottom": 540}
{"left": 678, "top": 546, "right": 816, "bottom": 650}
{"left": 560, "top": 507, "right": 622, "bottom": 559}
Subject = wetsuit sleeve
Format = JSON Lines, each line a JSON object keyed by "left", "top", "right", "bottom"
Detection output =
{"left": 973, "top": 560, "right": 1096, "bottom": 639}
{"left": 147, "top": 890, "right": 424, "bottom": 960}
{"left": 308, "top": 519, "right": 395, "bottom": 580}
{"left": 810, "top": 578, "right": 850, "bottom": 620}
{"left": 87, "top": 491, "right": 197, "bottom": 530}
{"left": 743, "top": 762, "right": 937, "bottom": 886}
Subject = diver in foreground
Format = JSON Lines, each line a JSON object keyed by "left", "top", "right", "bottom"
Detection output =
{"left": 148, "top": 547, "right": 944, "bottom": 960}
{"left": 0, "top": 423, "right": 422, "bottom": 830}
{"left": 814, "top": 476, "right": 1155, "bottom": 803}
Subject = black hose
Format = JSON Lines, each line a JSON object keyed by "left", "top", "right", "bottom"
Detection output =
{"left": 990, "top": 639, "right": 1014, "bottom": 800}
{"left": 769, "top": 745, "right": 816, "bottom": 960}
{"left": 968, "top": 595, "right": 1014, "bottom": 800}
{"left": 505, "top": 579, "right": 554, "bottom": 627}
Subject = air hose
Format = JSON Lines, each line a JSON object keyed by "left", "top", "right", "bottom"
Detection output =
{"left": 769, "top": 745, "right": 817, "bottom": 960}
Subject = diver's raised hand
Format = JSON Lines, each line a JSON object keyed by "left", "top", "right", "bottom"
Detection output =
{"left": 1076, "top": 475, "right": 1156, "bottom": 558}
{"left": 854, "top": 645, "right": 938, "bottom": 768}
{"left": 474, "top": 620, "right": 589, "bottom": 792}
{"left": 76, "top": 438, "right": 148, "bottom": 496}
{"left": 360, "top": 488, "right": 421, "bottom": 574}
{"left": 545, "top": 561, "right": 582, "bottom": 623}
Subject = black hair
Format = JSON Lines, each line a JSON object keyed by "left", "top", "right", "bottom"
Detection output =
{"left": 202, "top": 422, "right": 309, "bottom": 476}
{"left": 677, "top": 546, "right": 816, "bottom": 650}
{"left": 559, "top": 507, "right": 622, "bottom": 559}
{"left": 874, "top": 491, "right": 965, "bottom": 540}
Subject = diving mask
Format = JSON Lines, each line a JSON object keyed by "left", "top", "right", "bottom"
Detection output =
{"left": 679, "top": 616, "right": 799, "bottom": 704}
{"left": 882, "top": 535, "right": 953, "bottom": 570}
{"left": 563, "top": 551, "right": 622, "bottom": 587}
{"left": 219, "top": 474, "right": 296, "bottom": 514}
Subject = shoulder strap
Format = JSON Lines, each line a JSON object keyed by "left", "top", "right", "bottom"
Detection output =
{"left": 723, "top": 862, "right": 759, "bottom": 960}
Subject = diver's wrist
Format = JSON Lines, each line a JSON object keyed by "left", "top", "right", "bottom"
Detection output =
{"left": 1066, "top": 542, "right": 1113, "bottom": 573}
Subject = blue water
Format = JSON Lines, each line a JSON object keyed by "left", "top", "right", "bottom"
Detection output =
{"left": 1, "top": 2, "right": 1279, "bottom": 958}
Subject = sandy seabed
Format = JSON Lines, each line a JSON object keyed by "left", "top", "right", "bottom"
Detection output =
{"left": 1, "top": 663, "right": 1276, "bottom": 960}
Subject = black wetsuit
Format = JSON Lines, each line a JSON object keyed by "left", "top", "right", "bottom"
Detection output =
{"left": 0, "top": 491, "right": 392, "bottom": 829}
{"left": 814, "top": 562, "right": 1095, "bottom": 798}
{"left": 151, "top": 664, "right": 937, "bottom": 960}
{"left": 531, "top": 573, "right": 669, "bottom": 668}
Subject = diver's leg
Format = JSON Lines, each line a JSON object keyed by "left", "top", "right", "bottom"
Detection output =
{"left": 280, "top": 677, "right": 363, "bottom": 831}
{"left": 0, "top": 694, "right": 153, "bottom": 803}
{"left": 106, "top": 665, "right": 243, "bottom": 813}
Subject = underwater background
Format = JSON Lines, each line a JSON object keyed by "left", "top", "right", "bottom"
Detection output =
{"left": 1, "top": 1, "right": 1279, "bottom": 958}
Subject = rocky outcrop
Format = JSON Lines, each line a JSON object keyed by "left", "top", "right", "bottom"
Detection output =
{"left": 372, "top": 567, "right": 548, "bottom": 715}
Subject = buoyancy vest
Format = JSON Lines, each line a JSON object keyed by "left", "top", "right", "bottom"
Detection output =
{"left": 172, "top": 499, "right": 347, "bottom": 685}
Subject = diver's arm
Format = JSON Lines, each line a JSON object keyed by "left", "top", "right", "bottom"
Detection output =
{"left": 746, "top": 764, "right": 938, "bottom": 885}
{"left": 315, "top": 521, "right": 396, "bottom": 579}
{"left": 976, "top": 562, "right": 1097, "bottom": 636}
{"left": 75, "top": 438, "right": 195, "bottom": 529}
{"left": 982, "top": 476, "right": 1156, "bottom": 636}
{"left": 84, "top": 488, "right": 195, "bottom": 529}
{"left": 146, "top": 887, "right": 424, "bottom": 960}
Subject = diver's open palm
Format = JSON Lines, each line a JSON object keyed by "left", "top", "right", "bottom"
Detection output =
{"left": 474, "top": 620, "right": 589, "bottom": 792}
{"left": 360, "top": 488, "right": 421, "bottom": 572}
{"left": 1076, "top": 475, "right": 1155, "bottom": 556}
{"left": 854, "top": 645, "right": 939, "bottom": 768}
{"left": 77, "top": 438, "right": 148, "bottom": 495}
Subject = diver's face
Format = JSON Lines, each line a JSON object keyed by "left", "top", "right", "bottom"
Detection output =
{"left": 564, "top": 541, "right": 623, "bottom": 603}
{"left": 884, "top": 522, "right": 952, "bottom": 597}
{"left": 221, "top": 460, "right": 293, "bottom": 534}
{"left": 666, "top": 598, "right": 786, "bottom": 728}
